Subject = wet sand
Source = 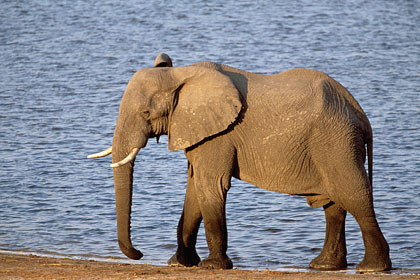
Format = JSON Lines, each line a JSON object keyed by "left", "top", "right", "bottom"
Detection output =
{"left": 0, "top": 253, "right": 418, "bottom": 280}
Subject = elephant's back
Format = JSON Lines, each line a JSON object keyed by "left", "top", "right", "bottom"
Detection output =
{"left": 238, "top": 67, "right": 371, "bottom": 156}
{"left": 247, "top": 68, "right": 368, "bottom": 127}
{"left": 244, "top": 68, "right": 328, "bottom": 121}
{"left": 274, "top": 68, "right": 367, "bottom": 118}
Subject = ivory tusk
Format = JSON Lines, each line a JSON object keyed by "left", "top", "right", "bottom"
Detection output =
{"left": 87, "top": 147, "right": 112, "bottom": 159}
{"left": 110, "top": 148, "right": 140, "bottom": 168}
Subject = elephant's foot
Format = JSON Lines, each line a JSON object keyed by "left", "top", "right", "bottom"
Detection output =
{"left": 198, "top": 255, "right": 233, "bottom": 269}
{"left": 309, "top": 253, "right": 347, "bottom": 270}
{"left": 356, "top": 255, "right": 392, "bottom": 272}
{"left": 168, "top": 250, "right": 200, "bottom": 267}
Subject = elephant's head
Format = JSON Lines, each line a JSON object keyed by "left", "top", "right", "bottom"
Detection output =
{"left": 89, "top": 57, "right": 243, "bottom": 260}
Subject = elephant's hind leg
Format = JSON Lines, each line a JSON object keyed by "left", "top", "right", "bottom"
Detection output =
{"left": 346, "top": 196, "right": 391, "bottom": 272}
{"left": 353, "top": 214, "right": 391, "bottom": 271}
{"left": 168, "top": 163, "right": 202, "bottom": 267}
{"left": 310, "top": 202, "right": 347, "bottom": 270}
{"left": 329, "top": 161, "right": 391, "bottom": 271}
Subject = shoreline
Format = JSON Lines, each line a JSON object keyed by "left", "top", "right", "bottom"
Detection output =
{"left": 1, "top": 252, "right": 419, "bottom": 279}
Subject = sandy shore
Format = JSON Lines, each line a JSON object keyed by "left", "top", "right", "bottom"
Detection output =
{"left": 0, "top": 253, "right": 418, "bottom": 280}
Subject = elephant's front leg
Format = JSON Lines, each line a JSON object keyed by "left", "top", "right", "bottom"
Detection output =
{"left": 193, "top": 170, "right": 233, "bottom": 269}
{"left": 168, "top": 163, "right": 202, "bottom": 267}
{"left": 310, "top": 202, "right": 347, "bottom": 270}
{"left": 184, "top": 139, "right": 236, "bottom": 269}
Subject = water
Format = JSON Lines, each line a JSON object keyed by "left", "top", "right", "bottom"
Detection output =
{"left": 1, "top": 0, "right": 419, "bottom": 273}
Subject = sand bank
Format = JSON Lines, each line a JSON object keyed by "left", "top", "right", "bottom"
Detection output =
{"left": 0, "top": 253, "right": 418, "bottom": 279}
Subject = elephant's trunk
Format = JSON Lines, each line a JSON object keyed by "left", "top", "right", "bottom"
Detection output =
{"left": 111, "top": 111, "right": 149, "bottom": 260}
{"left": 112, "top": 160, "right": 143, "bottom": 260}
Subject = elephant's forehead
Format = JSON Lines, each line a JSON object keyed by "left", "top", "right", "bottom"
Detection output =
{"left": 126, "top": 69, "right": 162, "bottom": 91}
{"left": 121, "top": 89, "right": 152, "bottom": 110}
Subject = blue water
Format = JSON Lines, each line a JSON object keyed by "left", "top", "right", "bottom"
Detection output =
{"left": 1, "top": 0, "right": 419, "bottom": 273}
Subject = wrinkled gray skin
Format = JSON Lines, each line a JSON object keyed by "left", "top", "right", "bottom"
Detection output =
{"left": 93, "top": 53, "right": 391, "bottom": 271}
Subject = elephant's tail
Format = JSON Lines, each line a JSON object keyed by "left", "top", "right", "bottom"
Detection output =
{"left": 366, "top": 129, "right": 373, "bottom": 187}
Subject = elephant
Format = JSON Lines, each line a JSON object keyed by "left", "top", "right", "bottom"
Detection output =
{"left": 88, "top": 53, "right": 391, "bottom": 272}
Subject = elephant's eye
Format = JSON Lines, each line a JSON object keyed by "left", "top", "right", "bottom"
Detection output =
{"left": 140, "top": 110, "right": 150, "bottom": 119}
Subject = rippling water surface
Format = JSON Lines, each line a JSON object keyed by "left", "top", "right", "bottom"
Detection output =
{"left": 1, "top": 0, "right": 419, "bottom": 273}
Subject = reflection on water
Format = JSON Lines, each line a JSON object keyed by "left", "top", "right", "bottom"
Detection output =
{"left": 0, "top": 0, "right": 419, "bottom": 273}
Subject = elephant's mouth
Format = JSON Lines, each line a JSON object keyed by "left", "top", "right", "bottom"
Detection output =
{"left": 148, "top": 131, "right": 161, "bottom": 144}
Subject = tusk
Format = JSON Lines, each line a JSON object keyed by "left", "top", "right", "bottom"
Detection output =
{"left": 110, "top": 148, "right": 140, "bottom": 168}
{"left": 87, "top": 147, "right": 112, "bottom": 159}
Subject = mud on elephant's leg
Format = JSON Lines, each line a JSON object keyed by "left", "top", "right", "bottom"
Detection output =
{"left": 168, "top": 164, "right": 201, "bottom": 267}
{"left": 310, "top": 202, "right": 348, "bottom": 270}
{"left": 197, "top": 199, "right": 233, "bottom": 270}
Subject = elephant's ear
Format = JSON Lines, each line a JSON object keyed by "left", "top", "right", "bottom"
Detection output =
{"left": 154, "top": 53, "right": 173, "bottom": 67}
{"left": 168, "top": 68, "right": 243, "bottom": 151}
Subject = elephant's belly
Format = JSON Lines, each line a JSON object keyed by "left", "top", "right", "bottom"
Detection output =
{"left": 236, "top": 167, "right": 323, "bottom": 196}
{"left": 234, "top": 143, "right": 324, "bottom": 196}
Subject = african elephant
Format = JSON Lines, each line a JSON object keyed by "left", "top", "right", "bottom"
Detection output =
{"left": 88, "top": 53, "right": 391, "bottom": 271}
